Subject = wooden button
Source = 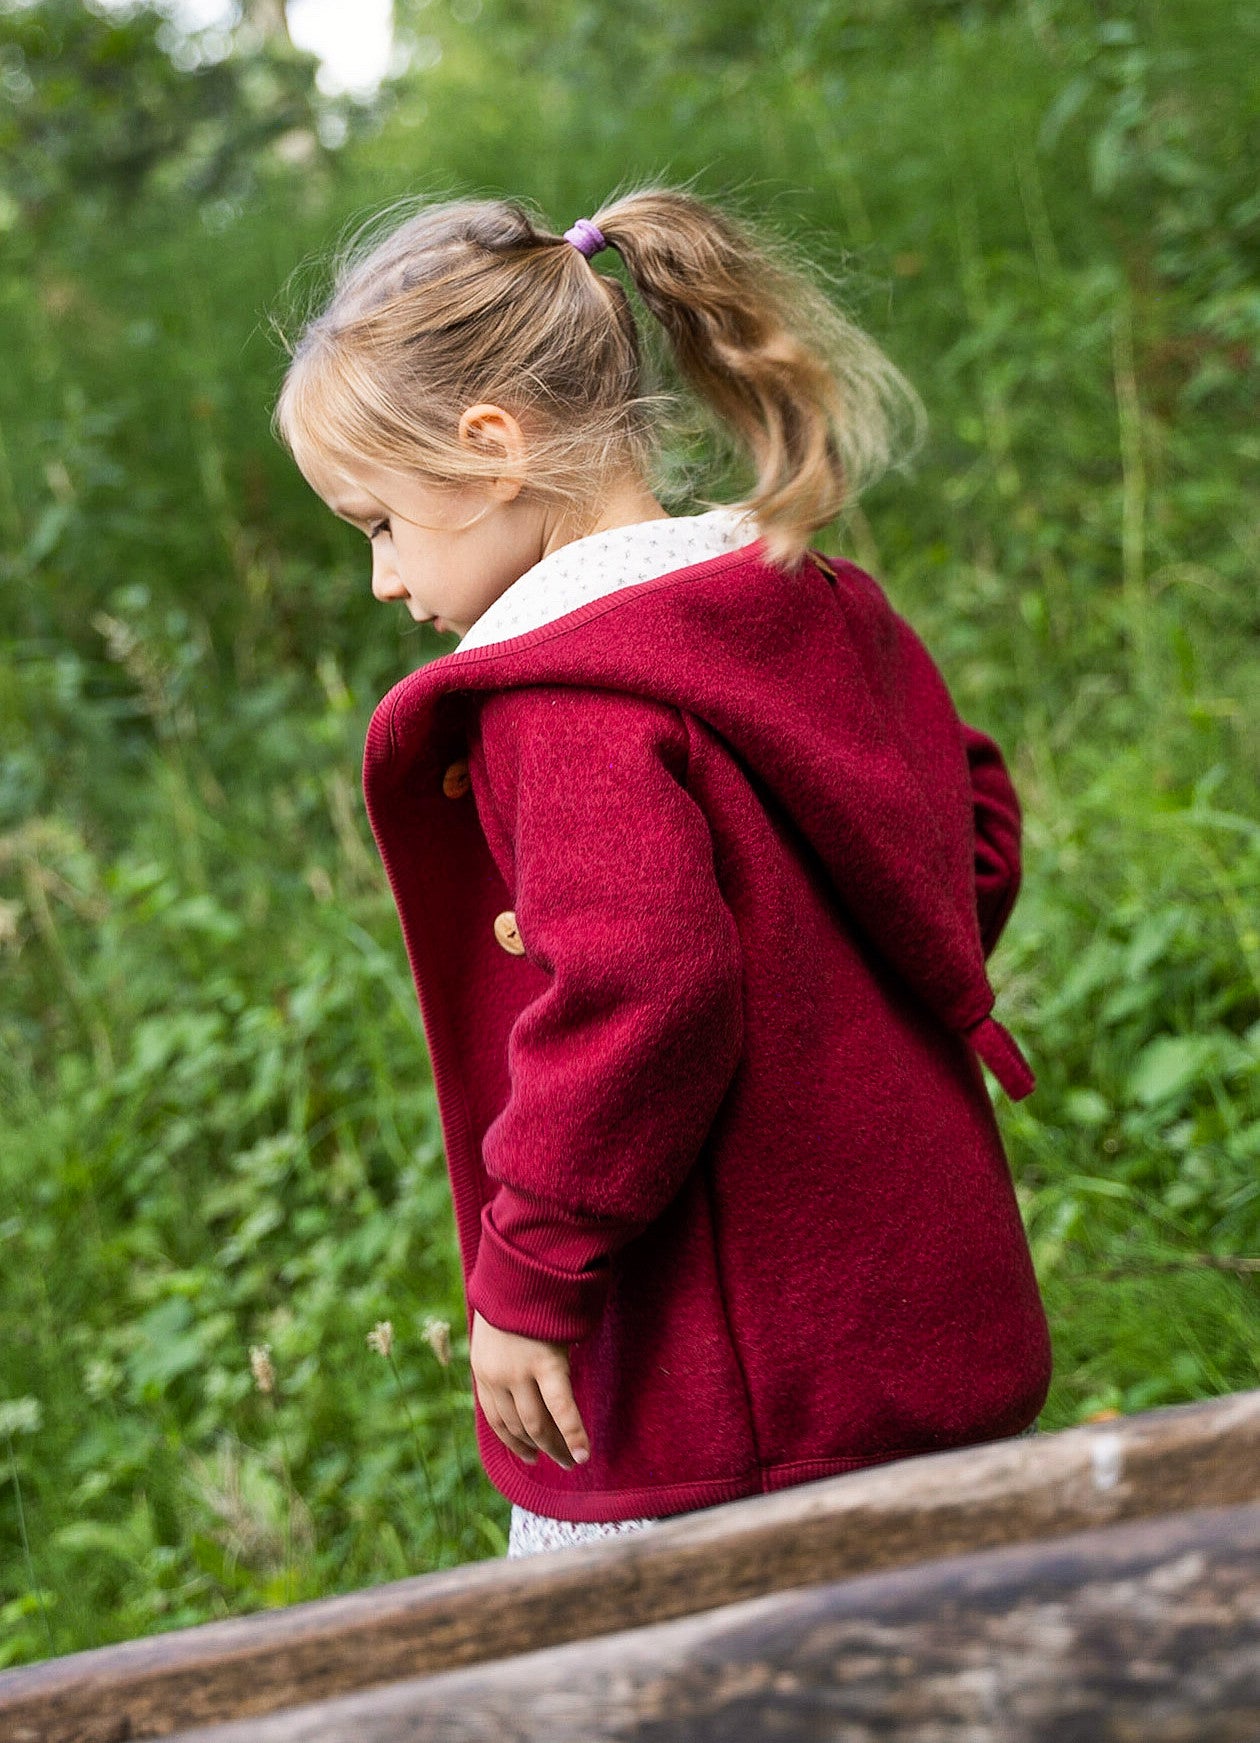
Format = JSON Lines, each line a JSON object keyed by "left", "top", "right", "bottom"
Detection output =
{"left": 493, "top": 910, "right": 525, "bottom": 955}
{"left": 442, "top": 758, "right": 470, "bottom": 798}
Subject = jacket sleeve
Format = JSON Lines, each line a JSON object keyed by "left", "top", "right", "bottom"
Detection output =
{"left": 464, "top": 685, "right": 744, "bottom": 1345}
{"left": 961, "top": 720, "right": 1024, "bottom": 958}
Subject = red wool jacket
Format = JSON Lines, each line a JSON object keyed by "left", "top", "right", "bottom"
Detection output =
{"left": 362, "top": 541, "right": 1053, "bottom": 1522}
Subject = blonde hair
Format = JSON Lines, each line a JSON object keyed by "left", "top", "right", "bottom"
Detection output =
{"left": 272, "top": 184, "right": 926, "bottom": 569}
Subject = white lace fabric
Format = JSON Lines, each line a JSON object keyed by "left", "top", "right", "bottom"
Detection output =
{"left": 507, "top": 1506, "right": 662, "bottom": 1557}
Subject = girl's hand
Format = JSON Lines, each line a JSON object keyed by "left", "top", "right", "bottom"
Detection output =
{"left": 470, "top": 1309, "right": 591, "bottom": 1470}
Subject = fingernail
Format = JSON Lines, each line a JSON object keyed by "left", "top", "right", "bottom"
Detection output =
{"left": 573, "top": 1448, "right": 589, "bottom": 1464}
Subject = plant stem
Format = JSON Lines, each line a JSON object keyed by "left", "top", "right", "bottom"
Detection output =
{"left": 386, "top": 1351, "right": 446, "bottom": 1543}
{"left": 266, "top": 1403, "right": 302, "bottom": 1606}
{"left": 1112, "top": 284, "right": 1152, "bottom": 699}
{"left": 6, "top": 1427, "right": 54, "bottom": 1657}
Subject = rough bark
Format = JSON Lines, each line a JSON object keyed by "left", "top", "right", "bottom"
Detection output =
{"left": 167, "top": 1501, "right": 1260, "bottom": 1743}
{"left": 4, "top": 1390, "right": 1260, "bottom": 1741}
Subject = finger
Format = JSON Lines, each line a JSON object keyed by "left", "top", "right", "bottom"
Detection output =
{"left": 494, "top": 1386, "right": 540, "bottom": 1463}
{"left": 535, "top": 1366, "right": 591, "bottom": 1464}
{"left": 475, "top": 1377, "right": 538, "bottom": 1463}
{"left": 516, "top": 1378, "right": 577, "bottom": 1470}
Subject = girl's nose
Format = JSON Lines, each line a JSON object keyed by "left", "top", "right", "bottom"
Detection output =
{"left": 371, "top": 547, "right": 407, "bottom": 604}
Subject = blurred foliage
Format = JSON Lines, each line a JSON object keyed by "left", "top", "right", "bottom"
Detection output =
{"left": 0, "top": 0, "right": 357, "bottom": 228}
{"left": 1, "top": 0, "right": 1258, "bottom": 1664}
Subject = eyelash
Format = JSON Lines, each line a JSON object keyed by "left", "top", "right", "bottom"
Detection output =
{"left": 368, "top": 520, "right": 390, "bottom": 541}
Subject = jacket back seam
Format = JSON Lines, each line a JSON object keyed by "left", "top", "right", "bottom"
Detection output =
{"left": 683, "top": 711, "right": 762, "bottom": 1478}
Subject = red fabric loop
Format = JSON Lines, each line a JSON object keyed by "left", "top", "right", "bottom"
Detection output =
{"left": 964, "top": 1014, "right": 1036, "bottom": 1100}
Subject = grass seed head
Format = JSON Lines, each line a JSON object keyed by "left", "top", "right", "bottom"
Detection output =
{"left": 422, "top": 1316, "right": 452, "bottom": 1366}
{"left": 249, "top": 1343, "right": 276, "bottom": 1395}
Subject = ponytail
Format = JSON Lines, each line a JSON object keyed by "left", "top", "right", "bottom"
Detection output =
{"left": 274, "top": 184, "right": 924, "bottom": 572}
{"left": 590, "top": 186, "right": 926, "bottom": 568}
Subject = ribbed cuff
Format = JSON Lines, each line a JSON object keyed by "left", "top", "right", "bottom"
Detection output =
{"left": 465, "top": 1197, "right": 614, "bottom": 1344}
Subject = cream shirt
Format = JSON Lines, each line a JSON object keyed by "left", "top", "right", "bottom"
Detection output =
{"left": 454, "top": 505, "right": 759, "bottom": 653}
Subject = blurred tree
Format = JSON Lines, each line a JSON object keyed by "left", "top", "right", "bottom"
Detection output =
{"left": 242, "top": 0, "right": 292, "bottom": 42}
{"left": 0, "top": 0, "right": 338, "bottom": 229}
{"left": 389, "top": 0, "right": 1023, "bottom": 90}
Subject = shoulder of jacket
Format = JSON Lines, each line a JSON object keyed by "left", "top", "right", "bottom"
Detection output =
{"left": 476, "top": 682, "right": 684, "bottom": 727}
{"left": 475, "top": 684, "right": 691, "bottom": 777}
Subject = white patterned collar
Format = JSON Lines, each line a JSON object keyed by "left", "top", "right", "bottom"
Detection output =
{"left": 454, "top": 505, "right": 760, "bottom": 653}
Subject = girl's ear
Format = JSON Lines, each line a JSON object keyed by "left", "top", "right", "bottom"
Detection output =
{"left": 458, "top": 402, "right": 527, "bottom": 501}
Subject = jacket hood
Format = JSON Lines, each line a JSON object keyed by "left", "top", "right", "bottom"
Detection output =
{"left": 363, "top": 540, "right": 1034, "bottom": 1098}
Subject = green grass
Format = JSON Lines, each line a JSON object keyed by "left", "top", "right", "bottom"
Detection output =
{"left": 1, "top": 0, "right": 1257, "bottom": 1664}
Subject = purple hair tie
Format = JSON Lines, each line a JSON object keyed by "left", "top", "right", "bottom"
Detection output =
{"left": 563, "top": 217, "right": 608, "bottom": 259}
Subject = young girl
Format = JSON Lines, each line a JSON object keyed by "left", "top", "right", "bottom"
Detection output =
{"left": 273, "top": 187, "right": 1052, "bottom": 1561}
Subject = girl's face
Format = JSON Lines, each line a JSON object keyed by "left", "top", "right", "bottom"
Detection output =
{"left": 313, "top": 456, "right": 547, "bottom": 640}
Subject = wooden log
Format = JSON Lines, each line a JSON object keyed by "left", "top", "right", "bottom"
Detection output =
{"left": 4, "top": 1388, "right": 1260, "bottom": 1741}
{"left": 166, "top": 1501, "right": 1260, "bottom": 1743}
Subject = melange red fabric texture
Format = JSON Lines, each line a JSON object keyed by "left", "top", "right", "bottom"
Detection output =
{"left": 361, "top": 540, "right": 1054, "bottom": 1522}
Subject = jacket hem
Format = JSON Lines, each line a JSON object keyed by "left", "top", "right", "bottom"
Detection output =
{"left": 482, "top": 1434, "right": 1035, "bottom": 1523}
